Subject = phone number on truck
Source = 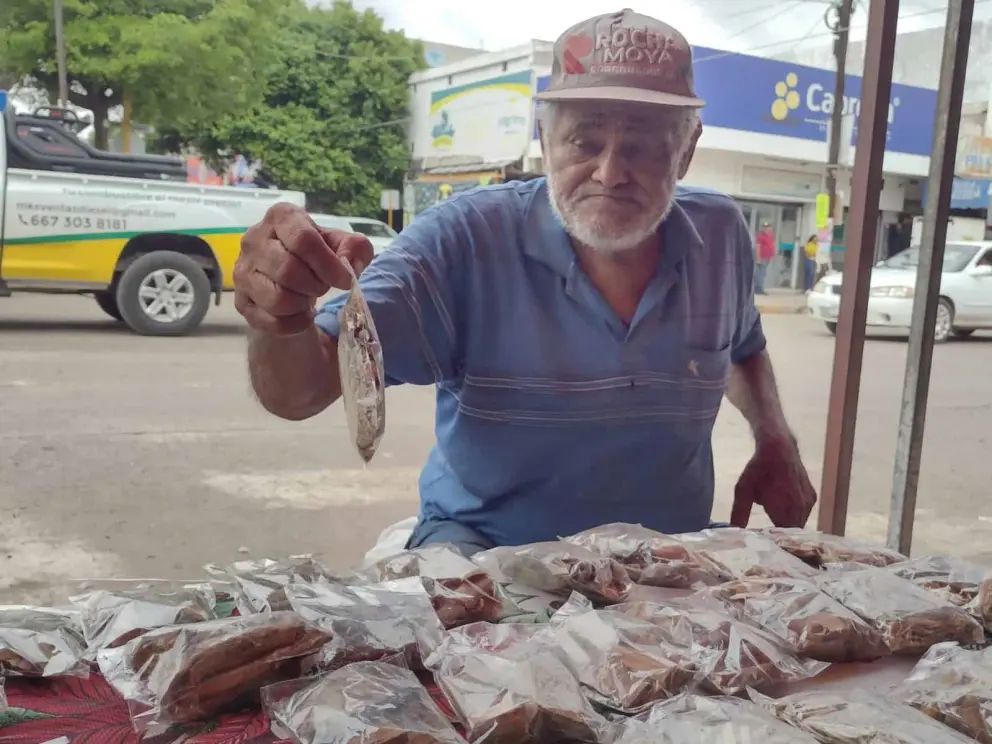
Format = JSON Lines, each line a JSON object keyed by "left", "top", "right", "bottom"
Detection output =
{"left": 17, "top": 214, "right": 129, "bottom": 231}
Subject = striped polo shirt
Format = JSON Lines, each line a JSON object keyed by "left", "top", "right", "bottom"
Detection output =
{"left": 315, "top": 178, "right": 765, "bottom": 547}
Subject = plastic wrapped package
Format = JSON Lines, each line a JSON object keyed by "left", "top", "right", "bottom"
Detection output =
{"left": 0, "top": 606, "right": 89, "bottom": 678}
{"left": 472, "top": 542, "right": 632, "bottom": 604}
{"left": 702, "top": 577, "right": 888, "bottom": 663}
{"left": 884, "top": 556, "right": 992, "bottom": 628}
{"left": 98, "top": 611, "right": 329, "bottom": 729}
{"left": 70, "top": 579, "right": 217, "bottom": 653}
{"left": 752, "top": 687, "right": 976, "bottom": 744}
{"left": 0, "top": 677, "right": 5, "bottom": 711}
{"left": 545, "top": 595, "right": 706, "bottom": 713}
{"left": 818, "top": 567, "right": 985, "bottom": 654}
{"left": 674, "top": 528, "right": 820, "bottom": 581}
{"left": 895, "top": 641, "right": 992, "bottom": 743}
{"left": 421, "top": 621, "right": 545, "bottom": 663}
{"left": 616, "top": 693, "right": 820, "bottom": 744}
{"left": 765, "top": 527, "right": 906, "bottom": 568}
{"left": 337, "top": 270, "right": 386, "bottom": 464}
{"left": 206, "top": 555, "right": 334, "bottom": 615}
{"left": 263, "top": 661, "right": 465, "bottom": 744}
{"left": 361, "top": 545, "right": 502, "bottom": 628}
{"left": 286, "top": 577, "right": 445, "bottom": 672}
{"left": 562, "top": 523, "right": 731, "bottom": 588}
{"left": 425, "top": 628, "right": 610, "bottom": 744}
{"left": 614, "top": 600, "right": 829, "bottom": 694}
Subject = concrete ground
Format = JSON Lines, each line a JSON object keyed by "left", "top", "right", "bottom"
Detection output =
{"left": 2, "top": 293, "right": 992, "bottom": 605}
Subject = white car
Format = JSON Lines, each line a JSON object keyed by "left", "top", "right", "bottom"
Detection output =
{"left": 806, "top": 241, "right": 992, "bottom": 342}
{"left": 310, "top": 213, "right": 397, "bottom": 254}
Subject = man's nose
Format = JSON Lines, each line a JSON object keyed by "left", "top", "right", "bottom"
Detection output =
{"left": 591, "top": 145, "right": 630, "bottom": 190}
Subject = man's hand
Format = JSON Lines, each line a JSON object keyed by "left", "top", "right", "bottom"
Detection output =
{"left": 234, "top": 202, "right": 374, "bottom": 336}
{"left": 731, "top": 436, "right": 817, "bottom": 528}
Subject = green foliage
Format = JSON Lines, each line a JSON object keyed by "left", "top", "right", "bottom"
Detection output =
{"left": 0, "top": 0, "right": 281, "bottom": 148}
{"left": 151, "top": 0, "right": 424, "bottom": 216}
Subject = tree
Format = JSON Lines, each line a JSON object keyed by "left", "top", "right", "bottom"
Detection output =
{"left": 0, "top": 0, "right": 281, "bottom": 149}
{"left": 152, "top": 1, "right": 424, "bottom": 216}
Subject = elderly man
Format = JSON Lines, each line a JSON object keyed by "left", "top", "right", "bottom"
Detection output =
{"left": 234, "top": 9, "right": 817, "bottom": 557}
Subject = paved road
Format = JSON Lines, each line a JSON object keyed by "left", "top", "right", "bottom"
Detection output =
{"left": 2, "top": 293, "right": 992, "bottom": 604}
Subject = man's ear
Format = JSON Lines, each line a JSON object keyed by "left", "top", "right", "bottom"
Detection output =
{"left": 678, "top": 118, "right": 703, "bottom": 179}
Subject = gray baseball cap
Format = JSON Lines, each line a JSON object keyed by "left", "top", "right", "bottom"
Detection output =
{"left": 536, "top": 8, "right": 705, "bottom": 108}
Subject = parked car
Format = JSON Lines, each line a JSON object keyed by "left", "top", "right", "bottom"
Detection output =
{"left": 805, "top": 241, "right": 992, "bottom": 342}
{"left": 309, "top": 214, "right": 397, "bottom": 254}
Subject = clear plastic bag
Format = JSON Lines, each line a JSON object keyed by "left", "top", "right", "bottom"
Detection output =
{"left": 818, "top": 567, "right": 986, "bottom": 654}
{"left": 545, "top": 594, "right": 705, "bottom": 713}
{"left": 752, "top": 687, "right": 976, "bottom": 743}
{"left": 425, "top": 623, "right": 609, "bottom": 744}
{"left": 361, "top": 545, "right": 502, "bottom": 628}
{"left": 337, "top": 271, "right": 386, "bottom": 464}
{"left": 765, "top": 527, "right": 906, "bottom": 568}
{"left": 895, "top": 641, "right": 992, "bottom": 743}
{"left": 702, "top": 577, "right": 888, "bottom": 663}
{"left": 0, "top": 605, "right": 89, "bottom": 678}
{"left": 70, "top": 579, "right": 217, "bottom": 654}
{"left": 884, "top": 556, "right": 992, "bottom": 629}
{"left": 97, "top": 611, "right": 329, "bottom": 729}
{"left": 472, "top": 542, "right": 632, "bottom": 605}
{"left": 563, "top": 523, "right": 731, "bottom": 588}
{"left": 675, "top": 528, "right": 820, "bottom": 581}
{"left": 420, "top": 621, "right": 545, "bottom": 664}
{"left": 286, "top": 577, "right": 445, "bottom": 672}
{"left": 614, "top": 600, "right": 829, "bottom": 694}
{"left": 263, "top": 661, "right": 465, "bottom": 744}
{"left": 616, "top": 692, "right": 820, "bottom": 744}
{"left": 206, "top": 555, "right": 333, "bottom": 615}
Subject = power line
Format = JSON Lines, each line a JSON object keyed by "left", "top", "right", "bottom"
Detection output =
{"left": 717, "top": 0, "right": 810, "bottom": 46}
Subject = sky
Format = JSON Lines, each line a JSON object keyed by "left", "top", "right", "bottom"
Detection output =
{"left": 346, "top": 0, "right": 991, "bottom": 58}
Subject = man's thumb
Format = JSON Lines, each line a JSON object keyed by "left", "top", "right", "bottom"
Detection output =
{"left": 730, "top": 487, "right": 754, "bottom": 528}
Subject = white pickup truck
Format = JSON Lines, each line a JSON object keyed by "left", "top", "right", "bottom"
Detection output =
{"left": 0, "top": 98, "right": 306, "bottom": 336}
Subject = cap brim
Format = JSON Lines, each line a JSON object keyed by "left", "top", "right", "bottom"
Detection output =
{"left": 535, "top": 86, "right": 704, "bottom": 108}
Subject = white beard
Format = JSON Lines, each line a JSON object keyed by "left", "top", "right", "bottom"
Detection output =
{"left": 545, "top": 172, "right": 678, "bottom": 254}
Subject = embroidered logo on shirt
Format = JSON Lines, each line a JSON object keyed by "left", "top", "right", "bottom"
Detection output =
{"left": 688, "top": 359, "right": 699, "bottom": 377}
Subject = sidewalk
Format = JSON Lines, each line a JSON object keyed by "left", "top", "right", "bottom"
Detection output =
{"left": 754, "top": 288, "right": 808, "bottom": 315}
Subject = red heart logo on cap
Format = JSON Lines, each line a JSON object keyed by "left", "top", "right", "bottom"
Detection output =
{"left": 563, "top": 33, "right": 593, "bottom": 74}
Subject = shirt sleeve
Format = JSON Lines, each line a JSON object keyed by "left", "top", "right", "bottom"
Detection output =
{"left": 730, "top": 211, "right": 767, "bottom": 364}
{"left": 314, "top": 207, "right": 462, "bottom": 387}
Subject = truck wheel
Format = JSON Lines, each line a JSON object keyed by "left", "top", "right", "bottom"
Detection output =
{"left": 94, "top": 291, "right": 123, "bottom": 322}
{"left": 116, "top": 251, "right": 211, "bottom": 336}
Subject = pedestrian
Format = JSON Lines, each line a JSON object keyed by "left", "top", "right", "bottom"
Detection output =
{"left": 754, "top": 222, "right": 776, "bottom": 295}
{"left": 803, "top": 233, "right": 818, "bottom": 291}
{"left": 233, "top": 9, "right": 817, "bottom": 557}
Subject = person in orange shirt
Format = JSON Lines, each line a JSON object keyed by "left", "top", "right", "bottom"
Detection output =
{"left": 754, "top": 222, "right": 776, "bottom": 295}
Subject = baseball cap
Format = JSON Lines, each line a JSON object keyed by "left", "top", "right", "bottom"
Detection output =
{"left": 536, "top": 8, "right": 704, "bottom": 108}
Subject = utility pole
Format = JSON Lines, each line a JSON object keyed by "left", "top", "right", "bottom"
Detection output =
{"left": 53, "top": 0, "right": 69, "bottom": 107}
{"left": 825, "top": 0, "right": 854, "bottom": 224}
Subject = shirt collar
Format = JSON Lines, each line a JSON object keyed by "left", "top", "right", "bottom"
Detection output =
{"left": 521, "top": 179, "right": 705, "bottom": 276}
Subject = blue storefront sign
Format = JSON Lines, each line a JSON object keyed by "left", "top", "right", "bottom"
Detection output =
{"left": 921, "top": 177, "right": 992, "bottom": 210}
{"left": 0, "top": 90, "right": 7, "bottom": 113}
{"left": 533, "top": 46, "right": 936, "bottom": 156}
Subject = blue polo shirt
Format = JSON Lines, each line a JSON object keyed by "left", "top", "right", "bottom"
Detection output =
{"left": 315, "top": 179, "right": 765, "bottom": 547}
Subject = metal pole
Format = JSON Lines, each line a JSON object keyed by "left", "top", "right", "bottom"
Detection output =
{"left": 888, "top": 0, "right": 975, "bottom": 556}
{"left": 825, "top": 0, "right": 853, "bottom": 220}
{"left": 818, "top": 0, "right": 900, "bottom": 535}
{"left": 53, "top": 0, "right": 69, "bottom": 107}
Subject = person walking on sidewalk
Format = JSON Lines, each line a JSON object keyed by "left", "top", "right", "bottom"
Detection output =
{"left": 754, "top": 222, "right": 776, "bottom": 295}
{"left": 803, "top": 234, "right": 818, "bottom": 291}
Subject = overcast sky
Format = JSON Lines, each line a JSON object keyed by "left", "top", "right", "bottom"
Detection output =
{"left": 348, "top": 0, "right": 988, "bottom": 57}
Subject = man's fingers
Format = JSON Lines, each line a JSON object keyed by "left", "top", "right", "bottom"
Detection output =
{"left": 245, "top": 269, "right": 314, "bottom": 318}
{"left": 235, "top": 292, "right": 314, "bottom": 336}
{"left": 730, "top": 485, "right": 754, "bottom": 528}
{"left": 271, "top": 212, "right": 353, "bottom": 289}
{"left": 322, "top": 230, "right": 374, "bottom": 276}
{"left": 255, "top": 238, "right": 329, "bottom": 297}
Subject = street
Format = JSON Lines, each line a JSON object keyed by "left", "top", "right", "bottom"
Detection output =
{"left": 1, "top": 293, "right": 992, "bottom": 605}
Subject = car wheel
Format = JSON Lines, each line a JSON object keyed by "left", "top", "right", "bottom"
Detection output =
{"left": 116, "top": 251, "right": 211, "bottom": 336}
{"left": 952, "top": 328, "right": 975, "bottom": 339}
{"left": 934, "top": 298, "right": 953, "bottom": 344}
{"left": 94, "top": 291, "right": 123, "bottom": 322}
{"left": 825, "top": 322, "right": 837, "bottom": 335}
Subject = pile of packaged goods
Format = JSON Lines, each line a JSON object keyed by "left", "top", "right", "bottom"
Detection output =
{"left": 1, "top": 527, "right": 992, "bottom": 743}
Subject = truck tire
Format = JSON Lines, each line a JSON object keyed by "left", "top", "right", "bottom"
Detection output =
{"left": 116, "top": 251, "right": 211, "bottom": 336}
{"left": 94, "top": 291, "right": 123, "bottom": 322}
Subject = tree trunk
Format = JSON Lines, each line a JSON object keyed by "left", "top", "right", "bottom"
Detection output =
{"left": 91, "top": 102, "right": 110, "bottom": 150}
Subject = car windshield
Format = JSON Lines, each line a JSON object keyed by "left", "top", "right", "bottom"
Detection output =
{"left": 882, "top": 243, "right": 979, "bottom": 273}
{"left": 350, "top": 221, "right": 396, "bottom": 239}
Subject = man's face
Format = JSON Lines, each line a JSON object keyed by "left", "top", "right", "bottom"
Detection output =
{"left": 541, "top": 100, "right": 699, "bottom": 253}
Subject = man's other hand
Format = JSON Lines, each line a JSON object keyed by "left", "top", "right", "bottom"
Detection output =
{"left": 730, "top": 437, "right": 817, "bottom": 528}
{"left": 234, "top": 203, "right": 374, "bottom": 336}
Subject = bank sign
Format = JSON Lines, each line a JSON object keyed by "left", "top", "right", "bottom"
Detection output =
{"left": 534, "top": 46, "right": 936, "bottom": 156}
